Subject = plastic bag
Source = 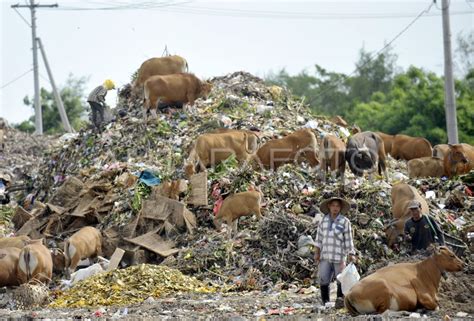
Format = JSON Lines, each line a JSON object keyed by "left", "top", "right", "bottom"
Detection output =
{"left": 336, "top": 263, "right": 360, "bottom": 295}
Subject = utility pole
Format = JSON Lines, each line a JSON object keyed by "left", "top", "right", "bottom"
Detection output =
{"left": 11, "top": 0, "right": 58, "bottom": 135}
{"left": 441, "top": 0, "right": 459, "bottom": 144}
{"left": 37, "top": 38, "right": 73, "bottom": 133}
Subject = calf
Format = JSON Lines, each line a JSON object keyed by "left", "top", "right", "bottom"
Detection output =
{"left": 143, "top": 73, "right": 212, "bottom": 121}
{"left": 0, "top": 247, "right": 21, "bottom": 286}
{"left": 214, "top": 191, "right": 263, "bottom": 238}
{"left": 385, "top": 183, "right": 429, "bottom": 247}
{"left": 0, "top": 235, "right": 30, "bottom": 249}
{"left": 345, "top": 131, "right": 388, "bottom": 179}
{"left": 64, "top": 226, "right": 102, "bottom": 278}
{"left": 443, "top": 143, "right": 474, "bottom": 178}
{"left": 391, "top": 134, "right": 433, "bottom": 161}
{"left": 185, "top": 130, "right": 259, "bottom": 177}
{"left": 319, "top": 134, "right": 346, "bottom": 184}
{"left": 17, "top": 239, "right": 53, "bottom": 284}
{"left": 345, "top": 246, "right": 464, "bottom": 315}
{"left": 407, "top": 157, "right": 445, "bottom": 178}
{"left": 254, "top": 128, "right": 319, "bottom": 170}
{"left": 432, "top": 144, "right": 450, "bottom": 159}
{"left": 375, "top": 132, "right": 394, "bottom": 156}
{"left": 132, "top": 55, "right": 188, "bottom": 98}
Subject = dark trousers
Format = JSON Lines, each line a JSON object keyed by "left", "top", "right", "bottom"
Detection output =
{"left": 88, "top": 101, "right": 105, "bottom": 131}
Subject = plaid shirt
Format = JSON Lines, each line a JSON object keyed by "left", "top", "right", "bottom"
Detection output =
{"left": 87, "top": 85, "right": 107, "bottom": 104}
{"left": 315, "top": 213, "right": 355, "bottom": 263}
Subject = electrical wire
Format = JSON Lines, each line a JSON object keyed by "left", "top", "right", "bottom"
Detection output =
{"left": 158, "top": 6, "right": 470, "bottom": 20}
{"left": 46, "top": 0, "right": 190, "bottom": 11}
{"left": 13, "top": 7, "right": 31, "bottom": 27}
{"left": 314, "top": 1, "right": 436, "bottom": 99}
{"left": 1, "top": 69, "right": 33, "bottom": 90}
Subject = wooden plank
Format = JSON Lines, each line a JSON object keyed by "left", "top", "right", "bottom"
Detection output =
{"left": 187, "top": 172, "right": 208, "bottom": 206}
{"left": 141, "top": 196, "right": 185, "bottom": 223}
{"left": 125, "top": 231, "right": 179, "bottom": 257}
{"left": 107, "top": 248, "right": 125, "bottom": 271}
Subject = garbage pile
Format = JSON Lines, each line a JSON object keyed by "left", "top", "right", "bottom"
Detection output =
{"left": 50, "top": 264, "right": 217, "bottom": 308}
{"left": 0, "top": 121, "right": 55, "bottom": 208}
{"left": 4, "top": 71, "right": 473, "bottom": 307}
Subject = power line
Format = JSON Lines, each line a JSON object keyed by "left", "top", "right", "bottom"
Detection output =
{"left": 314, "top": 1, "right": 436, "bottom": 100}
{"left": 158, "top": 7, "right": 470, "bottom": 20}
{"left": 1, "top": 69, "right": 33, "bottom": 90}
{"left": 12, "top": 7, "right": 31, "bottom": 27}
{"left": 45, "top": 0, "right": 190, "bottom": 11}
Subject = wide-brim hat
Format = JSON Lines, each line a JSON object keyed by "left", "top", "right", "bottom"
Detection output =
{"left": 319, "top": 197, "right": 351, "bottom": 215}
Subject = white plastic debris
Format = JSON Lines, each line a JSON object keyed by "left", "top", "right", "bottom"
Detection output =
{"left": 425, "top": 190, "right": 436, "bottom": 199}
{"left": 296, "top": 235, "right": 317, "bottom": 257}
{"left": 453, "top": 216, "right": 466, "bottom": 229}
{"left": 304, "top": 120, "right": 318, "bottom": 129}
{"left": 256, "top": 105, "right": 273, "bottom": 114}
{"left": 61, "top": 263, "right": 105, "bottom": 289}
{"left": 338, "top": 126, "right": 350, "bottom": 138}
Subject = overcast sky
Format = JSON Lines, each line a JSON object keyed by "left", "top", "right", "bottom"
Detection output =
{"left": 1, "top": 0, "right": 473, "bottom": 125}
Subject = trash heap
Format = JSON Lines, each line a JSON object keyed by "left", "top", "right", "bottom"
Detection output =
{"left": 50, "top": 264, "right": 217, "bottom": 308}
{"left": 7, "top": 71, "right": 473, "bottom": 301}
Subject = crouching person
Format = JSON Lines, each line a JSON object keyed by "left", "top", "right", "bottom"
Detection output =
{"left": 314, "top": 197, "right": 357, "bottom": 309}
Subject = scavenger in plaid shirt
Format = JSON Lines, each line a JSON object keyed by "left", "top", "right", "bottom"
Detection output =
{"left": 314, "top": 197, "right": 357, "bottom": 308}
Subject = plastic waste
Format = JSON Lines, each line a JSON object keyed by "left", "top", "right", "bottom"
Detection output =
{"left": 336, "top": 263, "right": 360, "bottom": 295}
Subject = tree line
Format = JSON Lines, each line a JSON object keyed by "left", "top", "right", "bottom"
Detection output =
{"left": 265, "top": 32, "right": 474, "bottom": 145}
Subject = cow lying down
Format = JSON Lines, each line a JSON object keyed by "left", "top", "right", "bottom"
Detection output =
{"left": 345, "top": 246, "right": 464, "bottom": 315}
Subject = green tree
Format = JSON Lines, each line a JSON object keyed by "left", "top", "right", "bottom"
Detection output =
{"left": 16, "top": 75, "right": 89, "bottom": 134}
{"left": 265, "top": 46, "right": 398, "bottom": 117}
{"left": 349, "top": 66, "right": 474, "bottom": 145}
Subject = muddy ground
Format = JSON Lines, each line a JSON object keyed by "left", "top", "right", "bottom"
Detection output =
{"left": 0, "top": 271, "right": 471, "bottom": 320}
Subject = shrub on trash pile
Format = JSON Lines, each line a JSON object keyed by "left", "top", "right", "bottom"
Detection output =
{"left": 50, "top": 264, "right": 217, "bottom": 308}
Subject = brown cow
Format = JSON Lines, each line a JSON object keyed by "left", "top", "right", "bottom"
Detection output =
{"left": 64, "top": 226, "right": 102, "bottom": 277}
{"left": 390, "top": 134, "right": 433, "bottom": 161}
{"left": 345, "top": 131, "right": 388, "bottom": 179}
{"left": 214, "top": 191, "right": 263, "bottom": 238}
{"left": 254, "top": 128, "right": 319, "bottom": 170}
{"left": 185, "top": 130, "right": 259, "bottom": 177}
{"left": 0, "top": 247, "right": 21, "bottom": 286}
{"left": 0, "top": 235, "right": 30, "bottom": 249}
{"left": 443, "top": 143, "right": 474, "bottom": 178}
{"left": 375, "top": 132, "right": 394, "bottom": 156}
{"left": 432, "top": 144, "right": 450, "bottom": 159}
{"left": 407, "top": 157, "right": 445, "bottom": 178}
{"left": 132, "top": 55, "right": 188, "bottom": 97}
{"left": 17, "top": 239, "right": 53, "bottom": 284}
{"left": 143, "top": 73, "right": 212, "bottom": 121}
{"left": 345, "top": 246, "right": 465, "bottom": 315}
{"left": 319, "top": 134, "right": 346, "bottom": 184}
{"left": 385, "top": 183, "right": 429, "bottom": 247}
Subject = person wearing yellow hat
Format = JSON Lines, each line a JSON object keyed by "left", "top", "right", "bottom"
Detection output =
{"left": 314, "top": 196, "right": 357, "bottom": 309}
{"left": 87, "top": 79, "right": 115, "bottom": 132}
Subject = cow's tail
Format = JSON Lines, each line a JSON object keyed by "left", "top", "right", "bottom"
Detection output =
{"left": 21, "top": 247, "right": 32, "bottom": 282}
{"left": 143, "top": 83, "right": 150, "bottom": 108}
{"left": 64, "top": 240, "right": 71, "bottom": 268}
{"left": 344, "top": 295, "right": 359, "bottom": 316}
